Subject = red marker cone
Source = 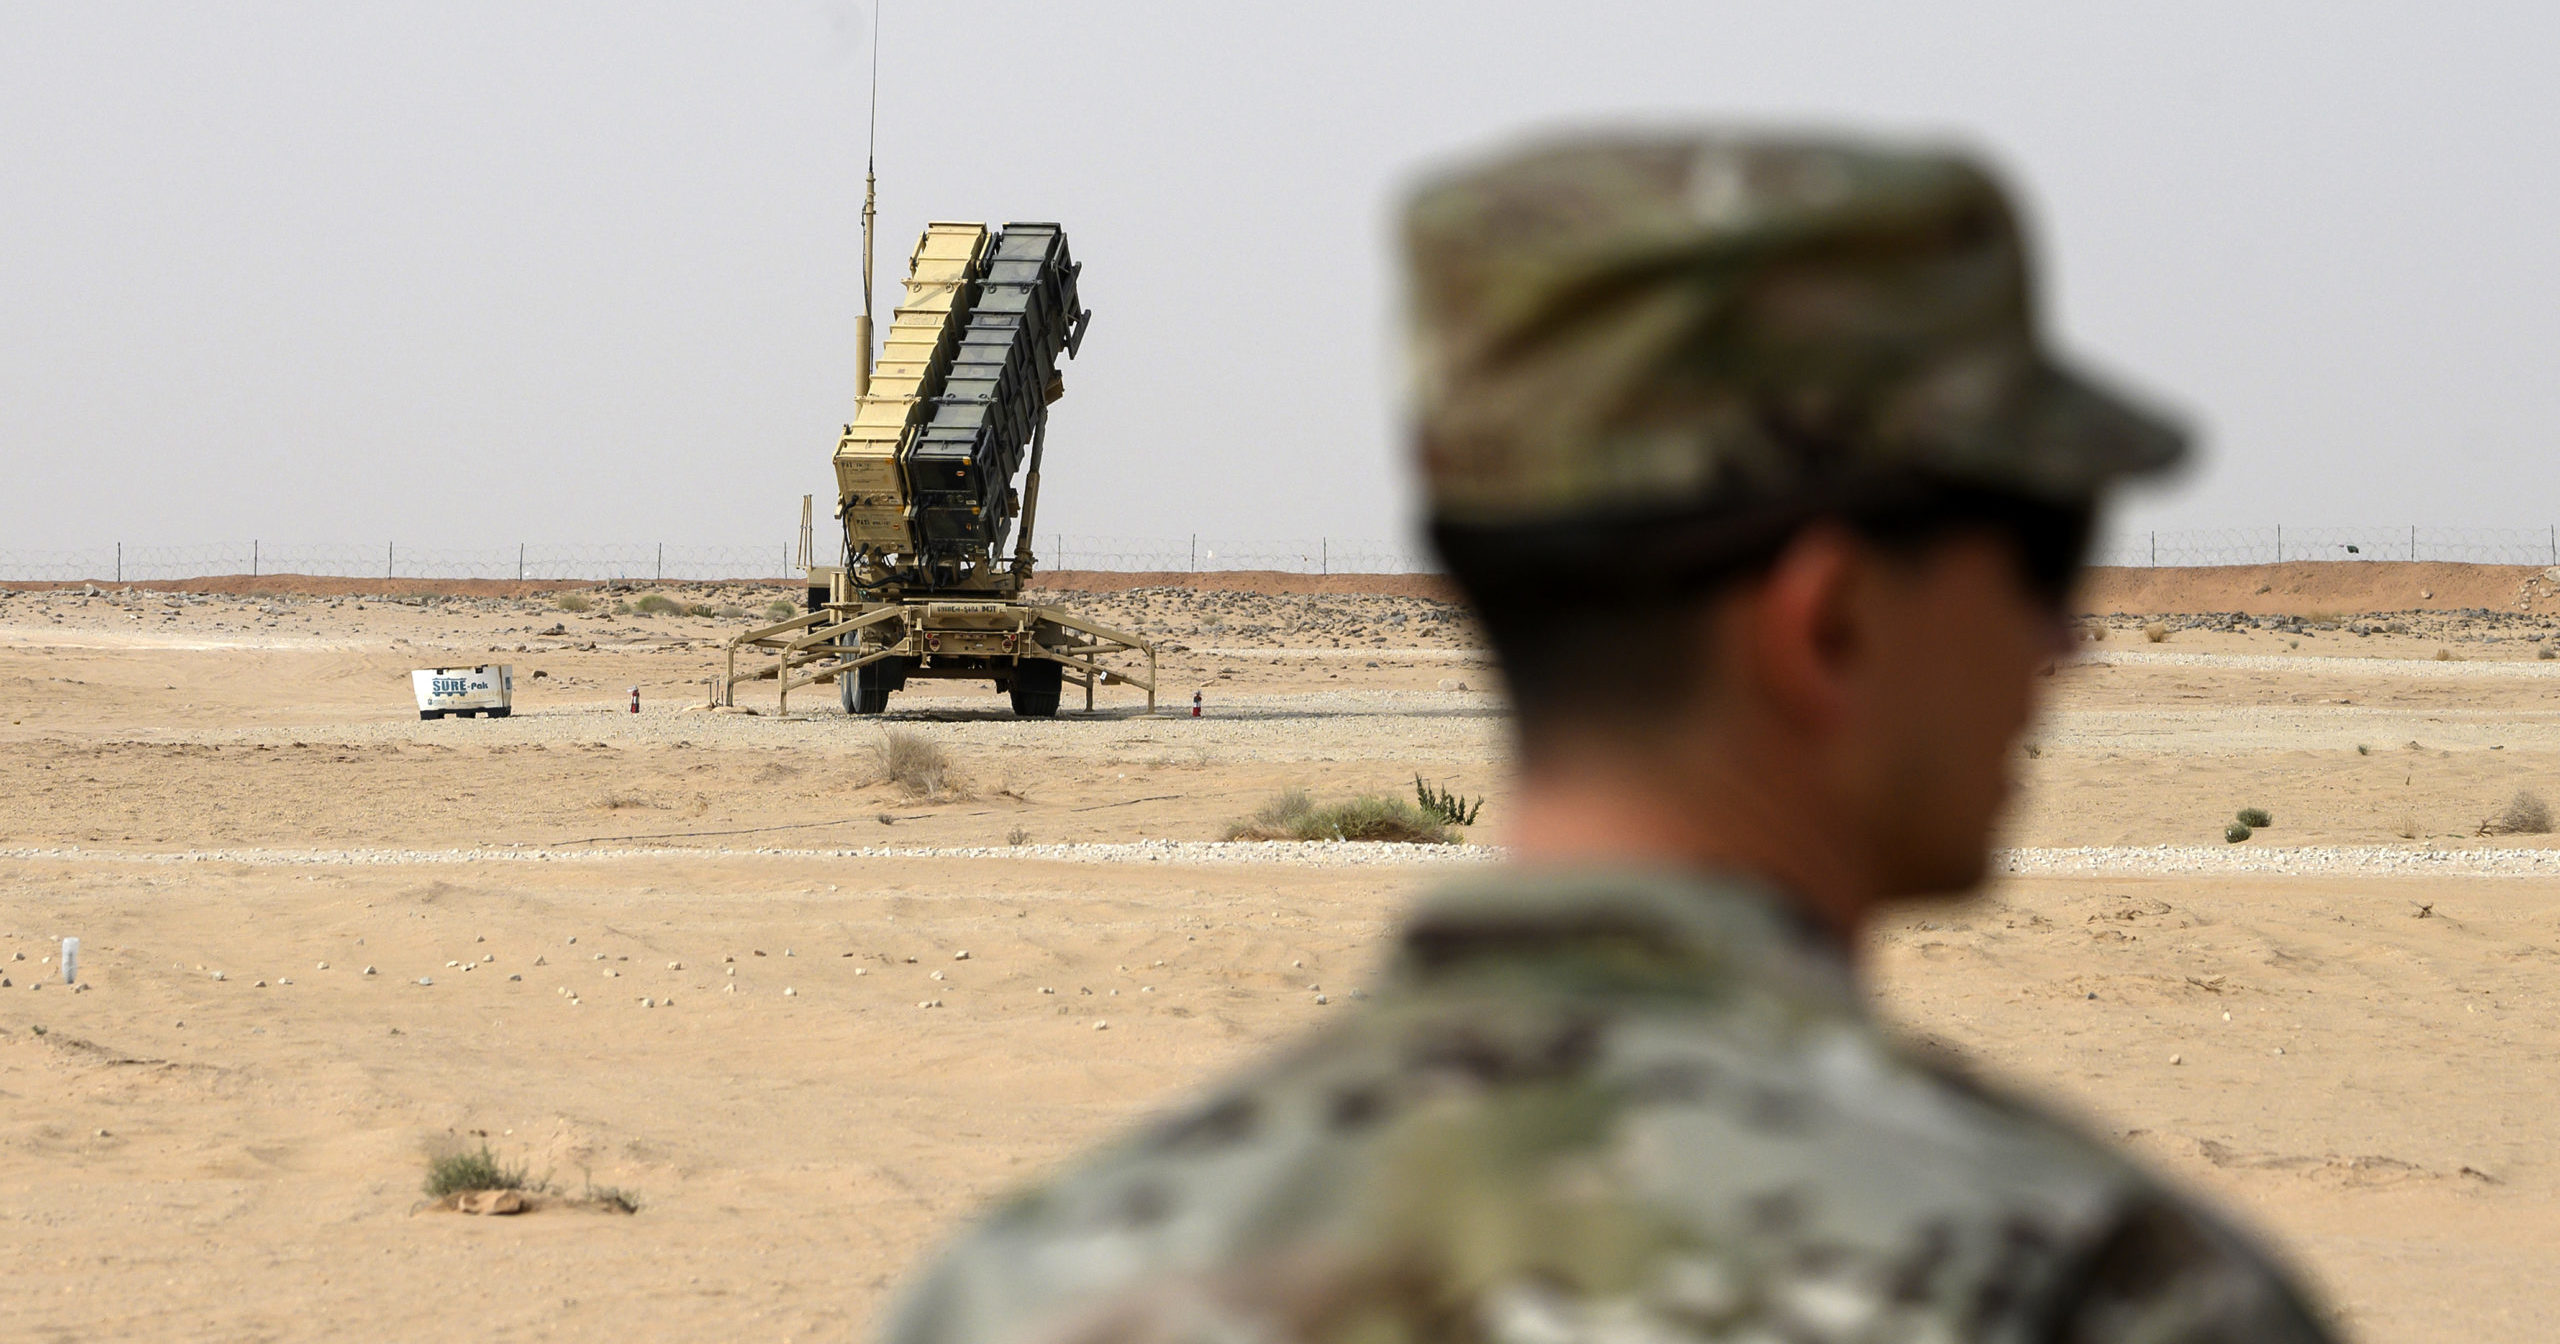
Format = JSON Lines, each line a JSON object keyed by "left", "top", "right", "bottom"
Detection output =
{"left": 629, "top": 686, "right": 640, "bottom": 714}
{"left": 1191, "top": 689, "right": 1202, "bottom": 718}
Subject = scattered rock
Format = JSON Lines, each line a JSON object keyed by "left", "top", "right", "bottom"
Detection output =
{"left": 455, "top": 1190, "right": 526, "bottom": 1216}
{"left": 363, "top": 965, "right": 377, "bottom": 975}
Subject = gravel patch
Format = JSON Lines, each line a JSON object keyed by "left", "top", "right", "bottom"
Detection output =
{"left": 153, "top": 692, "right": 1510, "bottom": 765}
{"left": 1998, "top": 843, "right": 2560, "bottom": 877}
{"left": 9, "top": 840, "right": 2556, "bottom": 877}
{"left": 0, "top": 839, "right": 1496, "bottom": 869}
{"left": 2083, "top": 650, "right": 2560, "bottom": 678}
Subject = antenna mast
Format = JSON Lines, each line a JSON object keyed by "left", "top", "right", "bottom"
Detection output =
{"left": 853, "top": 3, "right": 880, "bottom": 399}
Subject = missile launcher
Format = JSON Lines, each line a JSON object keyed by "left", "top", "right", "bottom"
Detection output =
{"left": 831, "top": 221, "right": 1090, "bottom": 595}
{"left": 726, "top": 218, "right": 1150, "bottom": 718}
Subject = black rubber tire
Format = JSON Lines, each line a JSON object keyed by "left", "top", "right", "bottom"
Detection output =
{"left": 487, "top": 706, "right": 511, "bottom": 719}
{"left": 844, "top": 656, "right": 902, "bottom": 715}
{"left": 1008, "top": 658, "right": 1063, "bottom": 718}
{"left": 419, "top": 710, "right": 444, "bottom": 721}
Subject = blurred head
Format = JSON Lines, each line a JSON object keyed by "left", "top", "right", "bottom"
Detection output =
{"left": 1404, "top": 130, "right": 2185, "bottom": 907}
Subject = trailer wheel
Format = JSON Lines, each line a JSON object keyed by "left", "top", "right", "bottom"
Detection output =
{"left": 844, "top": 656, "right": 904, "bottom": 715}
{"left": 1009, "top": 658, "right": 1063, "bottom": 718}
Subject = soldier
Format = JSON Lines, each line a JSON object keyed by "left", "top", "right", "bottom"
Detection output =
{"left": 881, "top": 132, "right": 2338, "bottom": 1343}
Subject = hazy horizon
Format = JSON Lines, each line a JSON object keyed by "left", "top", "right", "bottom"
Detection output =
{"left": 7, "top": 2, "right": 2559, "bottom": 560}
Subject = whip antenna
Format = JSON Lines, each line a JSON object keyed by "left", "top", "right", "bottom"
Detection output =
{"left": 854, "top": 2, "right": 880, "bottom": 398}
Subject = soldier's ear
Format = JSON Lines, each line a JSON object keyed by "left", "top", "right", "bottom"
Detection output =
{"left": 1738, "top": 523, "right": 1864, "bottom": 731}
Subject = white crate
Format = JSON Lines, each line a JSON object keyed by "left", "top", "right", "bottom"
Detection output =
{"left": 411, "top": 664, "right": 513, "bottom": 720}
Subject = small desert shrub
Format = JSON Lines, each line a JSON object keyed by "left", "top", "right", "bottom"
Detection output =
{"left": 580, "top": 1184, "right": 640, "bottom": 1214}
{"left": 684, "top": 602, "right": 716, "bottom": 618}
{"left": 867, "top": 729, "right": 955, "bottom": 798}
{"left": 1414, "top": 775, "right": 1483, "bottom": 826}
{"left": 2236, "top": 807, "right": 2273, "bottom": 829}
{"left": 2356, "top": 743, "right": 2371, "bottom": 756}
{"left": 632, "top": 594, "right": 680, "bottom": 616}
{"left": 2541, "top": 645, "right": 2557, "bottom": 661}
{"left": 1227, "top": 789, "right": 1453, "bottom": 844}
{"left": 611, "top": 601, "right": 633, "bottom": 617}
{"left": 764, "top": 599, "right": 798, "bottom": 621}
{"left": 595, "top": 791, "right": 660, "bottom": 811}
{"left": 2143, "top": 622, "right": 2169, "bottom": 643}
{"left": 425, "top": 1144, "right": 527, "bottom": 1199}
{"left": 556, "top": 593, "right": 594, "bottom": 613}
{"left": 2487, "top": 791, "right": 2554, "bottom": 836}
{"left": 1227, "top": 788, "right": 1313, "bottom": 839}
{"left": 716, "top": 605, "right": 749, "bottom": 620}
{"left": 1006, "top": 826, "right": 1031, "bottom": 846}
{"left": 2225, "top": 822, "right": 2253, "bottom": 844}
{"left": 2434, "top": 647, "right": 2455, "bottom": 662}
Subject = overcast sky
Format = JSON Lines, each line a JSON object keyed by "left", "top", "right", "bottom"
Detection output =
{"left": 6, "top": 1, "right": 2558, "bottom": 556}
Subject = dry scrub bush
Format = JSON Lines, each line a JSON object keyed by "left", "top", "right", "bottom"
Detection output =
{"left": 632, "top": 594, "right": 680, "bottom": 616}
{"left": 556, "top": 593, "right": 594, "bottom": 613}
{"left": 2142, "top": 622, "right": 2169, "bottom": 643}
{"left": 1227, "top": 788, "right": 1454, "bottom": 844}
{"left": 594, "top": 791, "right": 661, "bottom": 811}
{"left": 2236, "top": 806, "right": 2273, "bottom": 829}
{"left": 425, "top": 1144, "right": 526, "bottom": 1199}
{"left": 764, "top": 599, "right": 798, "bottom": 621}
{"left": 867, "top": 729, "right": 959, "bottom": 798}
{"left": 2486, "top": 791, "right": 2554, "bottom": 836}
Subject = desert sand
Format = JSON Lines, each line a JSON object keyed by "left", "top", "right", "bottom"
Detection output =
{"left": 3, "top": 563, "right": 2559, "bottom": 1341}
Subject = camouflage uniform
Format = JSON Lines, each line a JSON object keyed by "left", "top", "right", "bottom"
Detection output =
{"left": 879, "top": 134, "right": 2338, "bottom": 1343}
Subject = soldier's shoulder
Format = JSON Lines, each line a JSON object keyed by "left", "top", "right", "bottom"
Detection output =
{"left": 883, "top": 998, "right": 2333, "bottom": 1344}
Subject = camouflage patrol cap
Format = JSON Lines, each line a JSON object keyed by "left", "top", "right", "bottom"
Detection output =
{"left": 1405, "top": 131, "right": 2186, "bottom": 530}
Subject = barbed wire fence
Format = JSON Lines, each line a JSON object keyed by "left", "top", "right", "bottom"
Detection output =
{"left": 2, "top": 527, "right": 2554, "bottom": 584}
{"left": 0, "top": 536, "right": 1441, "bottom": 583}
{"left": 2088, "top": 526, "right": 2560, "bottom": 568}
